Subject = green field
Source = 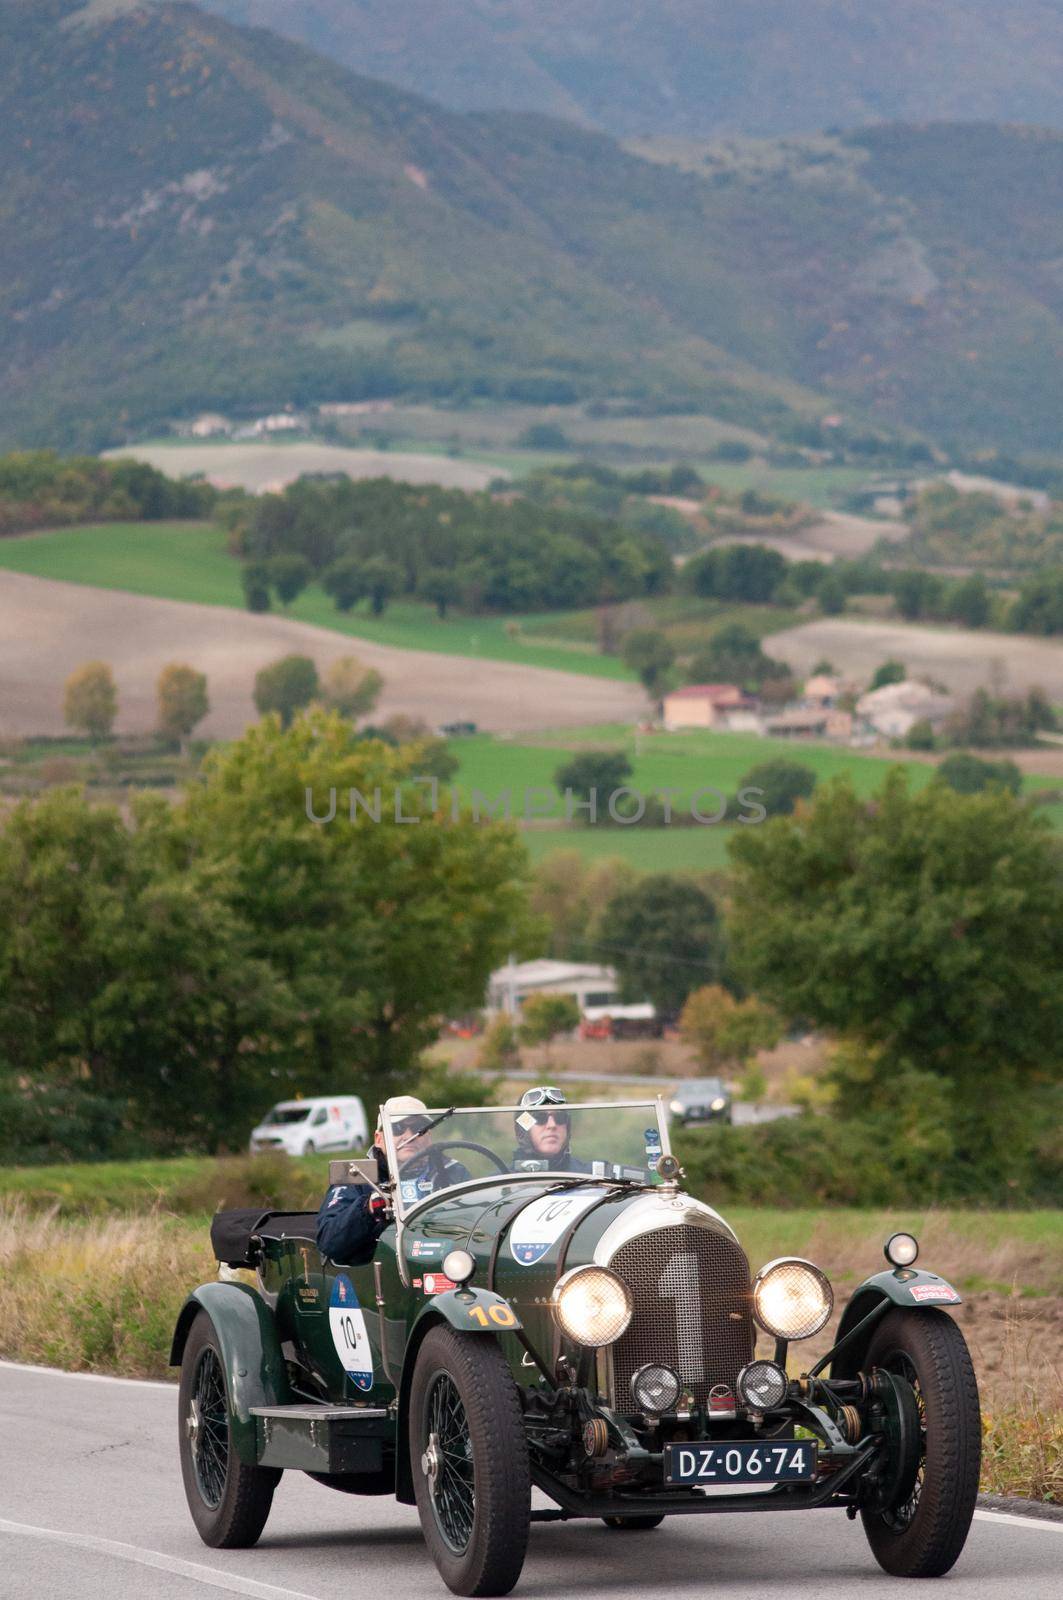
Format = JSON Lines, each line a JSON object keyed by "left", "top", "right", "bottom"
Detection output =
{"left": 0, "top": 522, "right": 630, "bottom": 679}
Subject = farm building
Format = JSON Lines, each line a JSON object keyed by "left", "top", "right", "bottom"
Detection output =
{"left": 486, "top": 958, "right": 620, "bottom": 1017}
{"left": 662, "top": 683, "right": 754, "bottom": 731}
{"left": 856, "top": 680, "right": 955, "bottom": 739}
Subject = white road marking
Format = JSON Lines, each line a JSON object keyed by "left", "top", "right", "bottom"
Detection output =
{"left": 0, "top": 1517, "right": 323, "bottom": 1600}
{"left": 974, "top": 1510, "right": 1063, "bottom": 1534}
{"left": 0, "top": 1359, "right": 174, "bottom": 1391}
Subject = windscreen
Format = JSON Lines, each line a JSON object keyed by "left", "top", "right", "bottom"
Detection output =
{"left": 382, "top": 1101, "right": 669, "bottom": 1214}
{"left": 264, "top": 1105, "right": 311, "bottom": 1125}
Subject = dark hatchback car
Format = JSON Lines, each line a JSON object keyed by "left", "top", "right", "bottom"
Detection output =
{"left": 669, "top": 1078, "right": 733, "bottom": 1126}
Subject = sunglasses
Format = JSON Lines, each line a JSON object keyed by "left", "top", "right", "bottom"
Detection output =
{"left": 529, "top": 1109, "right": 570, "bottom": 1127}
{"left": 522, "top": 1086, "right": 566, "bottom": 1108}
{"left": 395, "top": 1116, "right": 430, "bottom": 1137}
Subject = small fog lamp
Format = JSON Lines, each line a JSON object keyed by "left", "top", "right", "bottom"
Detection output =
{"left": 884, "top": 1232, "right": 919, "bottom": 1268}
{"left": 442, "top": 1249, "right": 475, "bottom": 1285}
{"left": 552, "top": 1265, "right": 632, "bottom": 1348}
{"left": 753, "top": 1258, "right": 833, "bottom": 1341}
{"left": 737, "top": 1360, "right": 788, "bottom": 1411}
{"left": 631, "top": 1364, "right": 681, "bottom": 1414}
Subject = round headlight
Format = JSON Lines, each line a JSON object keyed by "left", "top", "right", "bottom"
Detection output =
{"left": 631, "top": 1363, "right": 681, "bottom": 1414}
{"left": 442, "top": 1249, "right": 475, "bottom": 1284}
{"left": 737, "top": 1359, "right": 788, "bottom": 1411}
{"left": 710, "top": 1097, "right": 726, "bottom": 1112}
{"left": 669, "top": 1099, "right": 683, "bottom": 1114}
{"left": 753, "top": 1258, "right": 833, "bottom": 1341}
{"left": 552, "top": 1265, "right": 632, "bottom": 1348}
{"left": 884, "top": 1232, "right": 919, "bottom": 1268}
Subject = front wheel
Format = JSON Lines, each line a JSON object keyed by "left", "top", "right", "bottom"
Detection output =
{"left": 178, "top": 1312, "right": 280, "bottom": 1548}
{"left": 602, "top": 1514, "right": 664, "bottom": 1531}
{"left": 860, "top": 1307, "right": 980, "bottom": 1577}
{"left": 410, "top": 1325, "right": 530, "bottom": 1596}
{"left": 302, "top": 1140, "right": 316, "bottom": 1157}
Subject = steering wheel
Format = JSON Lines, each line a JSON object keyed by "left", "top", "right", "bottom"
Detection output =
{"left": 430, "top": 1139, "right": 510, "bottom": 1175}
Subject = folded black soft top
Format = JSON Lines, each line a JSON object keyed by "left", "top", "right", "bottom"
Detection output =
{"left": 210, "top": 1208, "right": 319, "bottom": 1268}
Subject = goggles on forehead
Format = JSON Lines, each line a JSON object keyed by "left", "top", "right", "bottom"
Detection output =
{"left": 522, "top": 1086, "right": 566, "bottom": 1108}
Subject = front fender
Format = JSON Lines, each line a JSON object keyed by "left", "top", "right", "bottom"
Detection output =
{"left": 829, "top": 1267, "right": 962, "bottom": 1380}
{"left": 394, "top": 1288, "right": 523, "bottom": 1504}
{"left": 170, "top": 1281, "right": 291, "bottom": 1464}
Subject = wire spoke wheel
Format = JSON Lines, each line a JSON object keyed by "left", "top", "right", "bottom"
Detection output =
{"left": 178, "top": 1311, "right": 280, "bottom": 1550}
{"left": 426, "top": 1373, "right": 476, "bottom": 1553}
{"left": 410, "top": 1325, "right": 530, "bottom": 1596}
{"left": 190, "top": 1347, "right": 230, "bottom": 1509}
{"left": 859, "top": 1307, "right": 980, "bottom": 1579}
{"left": 880, "top": 1350, "right": 926, "bottom": 1531}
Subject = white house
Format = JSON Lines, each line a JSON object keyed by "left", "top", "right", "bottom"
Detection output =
{"left": 486, "top": 959, "right": 619, "bottom": 1017}
{"left": 856, "top": 680, "right": 955, "bottom": 740}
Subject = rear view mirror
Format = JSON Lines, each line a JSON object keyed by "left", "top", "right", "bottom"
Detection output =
{"left": 328, "top": 1157, "right": 382, "bottom": 1190}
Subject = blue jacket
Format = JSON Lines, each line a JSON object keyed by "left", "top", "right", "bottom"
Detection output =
{"left": 316, "top": 1152, "right": 473, "bottom": 1264}
{"left": 316, "top": 1184, "right": 386, "bottom": 1265}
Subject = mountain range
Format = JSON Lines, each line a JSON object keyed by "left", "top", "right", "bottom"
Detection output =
{"left": 3, "top": 1, "right": 1063, "bottom": 453}
{"left": 182, "top": 0, "right": 1063, "bottom": 141}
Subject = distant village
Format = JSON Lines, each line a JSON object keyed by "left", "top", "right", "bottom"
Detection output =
{"left": 661, "top": 674, "right": 954, "bottom": 746}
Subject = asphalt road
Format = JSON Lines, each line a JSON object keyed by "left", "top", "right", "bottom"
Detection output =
{"left": 2, "top": 1363, "right": 1059, "bottom": 1600}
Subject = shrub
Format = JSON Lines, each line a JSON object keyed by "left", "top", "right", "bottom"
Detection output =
{"left": 63, "top": 661, "right": 116, "bottom": 740}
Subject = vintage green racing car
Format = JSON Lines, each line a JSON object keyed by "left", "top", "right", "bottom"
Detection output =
{"left": 172, "top": 1098, "right": 981, "bottom": 1595}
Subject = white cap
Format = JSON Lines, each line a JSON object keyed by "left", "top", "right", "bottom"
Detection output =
{"left": 381, "top": 1095, "right": 428, "bottom": 1120}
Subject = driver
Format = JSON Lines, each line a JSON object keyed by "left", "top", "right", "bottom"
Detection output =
{"left": 511, "top": 1086, "right": 593, "bottom": 1173}
{"left": 316, "top": 1095, "right": 471, "bottom": 1264}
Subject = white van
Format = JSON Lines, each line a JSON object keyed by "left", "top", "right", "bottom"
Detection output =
{"left": 248, "top": 1096, "right": 369, "bottom": 1158}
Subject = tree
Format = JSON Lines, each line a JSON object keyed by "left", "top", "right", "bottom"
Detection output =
{"left": 0, "top": 788, "right": 293, "bottom": 1152}
{"left": 739, "top": 759, "right": 816, "bottom": 817}
{"left": 679, "top": 984, "right": 781, "bottom": 1074}
{"left": 63, "top": 661, "right": 116, "bottom": 741}
{"left": 905, "top": 718, "right": 936, "bottom": 751}
{"left": 603, "top": 874, "right": 723, "bottom": 1018}
{"left": 322, "top": 557, "right": 365, "bottom": 614}
{"left": 948, "top": 574, "right": 991, "bottom": 629}
{"left": 937, "top": 752, "right": 1022, "bottom": 797}
{"left": 518, "top": 992, "right": 580, "bottom": 1048}
{"left": 554, "top": 750, "right": 633, "bottom": 817}
{"left": 253, "top": 656, "right": 320, "bottom": 728}
{"left": 182, "top": 709, "right": 533, "bottom": 1105}
{"left": 870, "top": 660, "right": 906, "bottom": 691}
{"left": 323, "top": 656, "right": 383, "bottom": 721}
{"left": 477, "top": 1014, "right": 521, "bottom": 1071}
{"left": 816, "top": 572, "right": 846, "bottom": 615}
{"left": 269, "top": 553, "right": 312, "bottom": 607}
{"left": 242, "top": 561, "right": 272, "bottom": 613}
{"left": 621, "top": 628, "right": 675, "bottom": 702}
{"left": 728, "top": 771, "right": 1063, "bottom": 1154}
{"left": 156, "top": 663, "right": 209, "bottom": 750}
{"left": 686, "top": 622, "right": 788, "bottom": 690}
{"left": 361, "top": 555, "right": 402, "bottom": 616}
{"left": 419, "top": 568, "right": 461, "bottom": 619}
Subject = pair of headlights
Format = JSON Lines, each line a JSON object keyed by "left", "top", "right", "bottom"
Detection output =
{"left": 551, "top": 1255, "right": 837, "bottom": 1350}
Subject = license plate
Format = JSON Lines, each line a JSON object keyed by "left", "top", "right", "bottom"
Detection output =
{"left": 664, "top": 1439, "right": 816, "bottom": 1485}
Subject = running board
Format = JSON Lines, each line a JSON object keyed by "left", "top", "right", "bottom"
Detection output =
{"left": 250, "top": 1403, "right": 394, "bottom": 1472}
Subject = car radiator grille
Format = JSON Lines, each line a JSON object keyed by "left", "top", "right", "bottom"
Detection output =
{"left": 607, "top": 1224, "right": 755, "bottom": 1410}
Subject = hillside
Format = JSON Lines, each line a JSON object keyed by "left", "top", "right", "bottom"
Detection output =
{"left": 4, "top": 2, "right": 1063, "bottom": 452}
{"left": 188, "top": 1, "right": 1063, "bottom": 141}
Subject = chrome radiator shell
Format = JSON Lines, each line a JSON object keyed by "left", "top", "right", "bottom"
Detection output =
{"left": 593, "top": 1195, "right": 755, "bottom": 1410}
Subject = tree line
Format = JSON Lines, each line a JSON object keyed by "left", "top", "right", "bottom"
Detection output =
{"left": 0, "top": 450, "right": 216, "bottom": 534}
{"left": 228, "top": 475, "right": 673, "bottom": 617}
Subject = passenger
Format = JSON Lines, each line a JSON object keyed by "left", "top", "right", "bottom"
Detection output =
{"left": 316, "top": 1095, "right": 471, "bottom": 1264}
{"left": 511, "top": 1086, "right": 593, "bottom": 1173}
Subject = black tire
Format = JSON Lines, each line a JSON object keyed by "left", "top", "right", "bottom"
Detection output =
{"left": 178, "top": 1312, "right": 281, "bottom": 1548}
{"left": 303, "top": 1140, "right": 316, "bottom": 1157}
{"left": 602, "top": 1515, "right": 665, "bottom": 1531}
{"left": 409, "top": 1325, "right": 531, "bottom": 1597}
{"left": 860, "top": 1308, "right": 981, "bottom": 1578}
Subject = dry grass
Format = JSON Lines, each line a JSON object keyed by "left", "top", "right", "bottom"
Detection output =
{"left": 0, "top": 1200, "right": 213, "bottom": 1378}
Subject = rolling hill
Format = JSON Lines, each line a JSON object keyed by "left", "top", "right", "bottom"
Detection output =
{"left": 182, "top": 1, "right": 1063, "bottom": 141}
{"left": 4, "top": 2, "right": 1063, "bottom": 452}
